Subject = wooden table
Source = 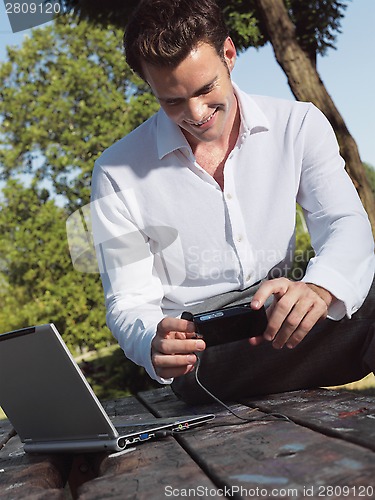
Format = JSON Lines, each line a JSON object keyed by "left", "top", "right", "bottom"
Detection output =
{"left": 1, "top": 387, "right": 375, "bottom": 499}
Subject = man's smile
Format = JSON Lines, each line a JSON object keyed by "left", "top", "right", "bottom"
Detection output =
{"left": 186, "top": 108, "right": 218, "bottom": 127}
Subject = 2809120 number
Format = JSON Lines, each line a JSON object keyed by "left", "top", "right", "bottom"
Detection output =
{"left": 5, "top": 2, "right": 61, "bottom": 14}
{"left": 318, "top": 485, "right": 373, "bottom": 497}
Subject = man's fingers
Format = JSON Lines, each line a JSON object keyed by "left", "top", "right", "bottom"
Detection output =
{"left": 262, "top": 283, "right": 306, "bottom": 341}
{"left": 152, "top": 316, "right": 206, "bottom": 379}
{"left": 248, "top": 336, "right": 264, "bottom": 346}
{"left": 270, "top": 296, "right": 327, "bottom": 349}
{"left": 153, "top": 336, "right": 205, "bottom": 355}
{"left": 251, "top": 278, "right": 289, "bottom": 309}
{"left": 155, "top": 364, "right": 196, "bottom": 379}
{"left": 251, "top": 278, "right": 329, "bottom": 350}
{"left": 264, "top": 296, "right": 296, "bottom": 341}
{"left": 152, "top": 350, "right": 199, "bottom": 379}
{"left": 157, "top": 316, "right": 195, "bottom": 338}
{"left": 152, "top": 351, "right": 197, "bottom": 368}
{"left": 270, "top": 306, "right": 312, "bottom": 349}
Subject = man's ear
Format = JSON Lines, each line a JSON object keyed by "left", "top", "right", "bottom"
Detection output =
{"left": 223, "top": 37, "right": 237, "bottom": 72}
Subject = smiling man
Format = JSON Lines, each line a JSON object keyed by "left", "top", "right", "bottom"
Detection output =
{"left": 141, "top": 37, "right": 240, "bottom": 188}
{"left": 90, "top": 0, "right": 375, "bottom": 403}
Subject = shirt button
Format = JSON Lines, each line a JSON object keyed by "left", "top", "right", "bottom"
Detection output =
{"left": 237, "top": 234, "right": 243, "bottom": 243}
{"left": 226, "top": 193, "right": 232, "bottom": 200}
{"left": 246, "top": 273, "right": 253, "bottom": 282}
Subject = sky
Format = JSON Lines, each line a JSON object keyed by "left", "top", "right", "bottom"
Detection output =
{"left": 0, "top": 0, "right": 374, "bottom": 167}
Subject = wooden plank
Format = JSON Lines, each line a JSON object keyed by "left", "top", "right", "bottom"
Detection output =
{"left": 77, "top": 437, "right": 222, "bottom": 500}
{"left": 102, "top": 395, "right": 155, "bottom": 418}
{"left": 77, "top": 395, "right": 221, "bottom": 499}
{"left": 241, "top": 388, "right": 375, "bottom": 451}
{"left": 137, "top": 386, "right": 225, "bottom": 417}
{"left": 68, "top": 395, "right": 160, "bottom": 497}
{"left": 139, "top": 388, "right": 375, "bottom": 498}
{"left": 0, "top": 434, "right": 71, "bottom": 499}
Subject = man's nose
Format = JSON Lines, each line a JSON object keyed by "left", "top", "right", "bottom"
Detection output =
{"left": 185, "top": 97, "right": 206, "bottom": 123}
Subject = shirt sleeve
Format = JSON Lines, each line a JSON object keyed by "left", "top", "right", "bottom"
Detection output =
{"left": 297, "top": 104, "right": 375, "bottom": 319}
{"left": 90, "top": 163, "right": 172, "bottom": 384}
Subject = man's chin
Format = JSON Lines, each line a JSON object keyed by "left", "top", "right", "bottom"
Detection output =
{"left": 181, "top": 126, "right": 222, "bottom": 146}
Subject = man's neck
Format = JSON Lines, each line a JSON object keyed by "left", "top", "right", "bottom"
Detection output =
{"left": 188, "top": 103, "right": 241, "bottom": 190}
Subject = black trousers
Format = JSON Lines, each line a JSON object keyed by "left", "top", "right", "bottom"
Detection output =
{"left": 172, "top": 277, "right": 375, "bottom": 404}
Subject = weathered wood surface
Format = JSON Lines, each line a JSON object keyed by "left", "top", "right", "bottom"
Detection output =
{"left": 1, "top": 388, "right": 375, "bottom": 499}
{"left": 139, "top": 388, "right": 375, "bottom": 499}
{"left": 242, "top": 388, "right": 375, "bottom": 451}
{"left": 76, "top": 395, "right": 221, "bottom": 499}
{"left": 0, "top": 429, "right": 71, "bottom": 500}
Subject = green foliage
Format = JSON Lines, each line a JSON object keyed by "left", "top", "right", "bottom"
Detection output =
{"left": 60, "top": 0, "right": 350, "bottom": 60}
{"left": 219, "top": 0, "right": 349, "bottom": 57}
{"left": 0, "top": 15, "right": 159, "bottom": 358}
{"left": 290, "top": 205, "right": 314, "bottom": 280}
{"left": 221, "top": 1, "right": 265, "bottom": 51}
{"left": 79, "top": 346, "right": 160, "bottom": 400}
{"left": 0, "top": 179, "right": 111, "bottom": 352}
{"left": 364, "top": 163, "right": 375, "bottom": 198}
{"left": 0, "top": 13, "right": 159, "bottom": 209}
{"left": 286, "top": 0, "right": 349, "bottom": 63}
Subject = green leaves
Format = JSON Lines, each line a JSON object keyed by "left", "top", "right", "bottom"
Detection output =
{"left": 0, "top": 179, "right": 112, "bottom": 352}
{"left": 0, "top": 13, "right": 158, "bottom": 209}
{"left": 0, "top": 15, "right": 158, "bottom": 353}
{"left": 59, "top": 0, "right": 350, "bottom": 61}
{"left": 287, "top": 0, "right": 349, "bottom": 63}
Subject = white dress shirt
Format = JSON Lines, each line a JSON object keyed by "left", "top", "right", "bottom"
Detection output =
{"left": 90, "top": 84, "right": 375, "bottom": 383}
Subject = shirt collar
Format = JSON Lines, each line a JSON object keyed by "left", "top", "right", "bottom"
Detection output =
{"left": 156, "top": 82, "right": 270, "bottom": 160}
{"left": 156, "top": 108, "right": 192, "bottom": 160}
{"left": 232, "top": 82, "right": 270, "bottom": 135}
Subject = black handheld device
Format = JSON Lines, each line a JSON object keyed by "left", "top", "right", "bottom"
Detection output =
{"left": 181, "top": 304, "right": 267, "bottom": 348}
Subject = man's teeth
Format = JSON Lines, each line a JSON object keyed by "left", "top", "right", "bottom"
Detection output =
{"left": 192, "top": 111, "right": 215, "bottom": 126}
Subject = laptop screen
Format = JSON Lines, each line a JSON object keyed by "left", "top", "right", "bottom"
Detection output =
{"left": 0, "top": 324, "right": 117, "bottom": 443}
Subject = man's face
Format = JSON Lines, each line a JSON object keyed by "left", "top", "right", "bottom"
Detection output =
{"left": 141, "top": 38, "right": 237, "bottom": 148}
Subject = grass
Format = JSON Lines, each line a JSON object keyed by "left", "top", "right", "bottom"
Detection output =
{"left": 328, "top": 373, "right": 375, "bottom": 396}
{"left": 1, "top": 351, "right": 375, "bottom": 421}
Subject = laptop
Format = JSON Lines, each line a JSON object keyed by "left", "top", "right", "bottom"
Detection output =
{"left": 0, "top": 324, "right": 214, "bottom": 454}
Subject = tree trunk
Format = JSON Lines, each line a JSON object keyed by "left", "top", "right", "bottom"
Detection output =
{"left": 255, "top": 0, "right": 375, "bottom": 233}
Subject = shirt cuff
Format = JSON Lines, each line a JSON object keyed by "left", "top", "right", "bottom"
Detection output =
{"left": 302, "top": 264, "right": 361, "bottom": 320}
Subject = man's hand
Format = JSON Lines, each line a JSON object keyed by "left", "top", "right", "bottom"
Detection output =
{"left": 152, "top": 317, "right": 206, "bottom": 379}
{"left": 250, "top": 278, "right": 334, "bottom": 349}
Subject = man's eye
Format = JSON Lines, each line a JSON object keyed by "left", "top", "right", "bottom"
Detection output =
{"left": 201, "top": 87, "right": 213, "bottom": 95}
{"left": 165, "top": 100, "right": 182, "bottom": 106}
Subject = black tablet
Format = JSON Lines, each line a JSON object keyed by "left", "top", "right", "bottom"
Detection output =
{"left": 182, "top": 304, "right": 267, "bottom": 347}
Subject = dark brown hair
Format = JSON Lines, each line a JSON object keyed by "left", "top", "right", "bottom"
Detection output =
{"left": 124, "top": 0, "right": 229, "bottom": 80}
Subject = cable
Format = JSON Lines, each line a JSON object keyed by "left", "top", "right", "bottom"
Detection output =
{"left": 194, "top": 355, "right": 292, "bottom": 424}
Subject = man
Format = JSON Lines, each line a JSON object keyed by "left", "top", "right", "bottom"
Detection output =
{"left": 91, "top": 0, "right": 375, "bottom": 403}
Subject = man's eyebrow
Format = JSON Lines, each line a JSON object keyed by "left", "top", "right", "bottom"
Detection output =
{"left": 192, "top": 78, "right": 218, "bottom": 96}
{"left": 159, "top": 77, "right": 218, "bottom": 102}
